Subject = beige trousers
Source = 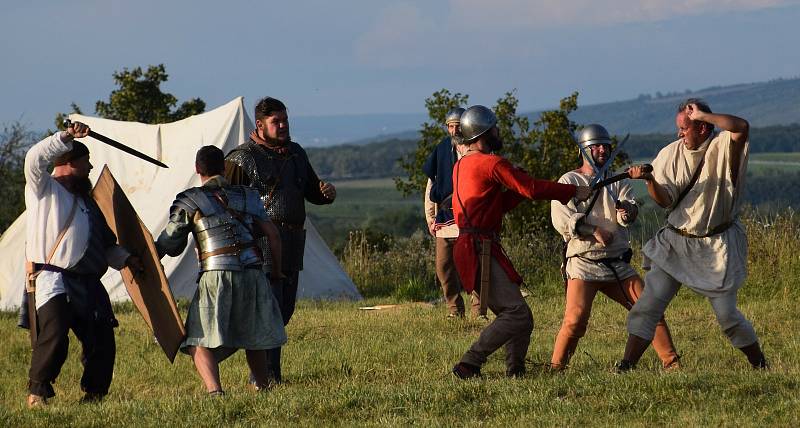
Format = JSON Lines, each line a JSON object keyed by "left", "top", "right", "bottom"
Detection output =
{"left": 436, "top": 237, "right": 480, "bottom": 316}
{"left": 551, "top": 275, "right": 679, "bottom": 368}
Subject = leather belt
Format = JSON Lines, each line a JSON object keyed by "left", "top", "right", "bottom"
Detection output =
{"left": 199, "top": 241, "right": 258, "bottom": 261}
{"left": 33, "top": 263, "right": 92, "bottom": 278}
{"left": 666, "top": 222, "right": 733, "bottom": 238}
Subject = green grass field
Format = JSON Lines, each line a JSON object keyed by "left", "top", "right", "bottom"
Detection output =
{"left": 1, "top": 293, "right": 797, "bottom": 426}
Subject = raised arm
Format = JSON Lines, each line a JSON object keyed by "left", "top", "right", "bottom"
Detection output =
{"left": 686, "top": 104, "right": 749, "bottom": 186}
{"left": 24, "top": 125, "right": 89, "bottom": 198}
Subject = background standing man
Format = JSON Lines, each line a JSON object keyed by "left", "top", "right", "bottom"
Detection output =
{"left": 422, "top": 107, "right": 481, "bottom": 318}
{"left": 225, "top": 97, "right": 336, "bottom": 383}
{"left": 550, "top": 124, "right": 679, "bottom": 370}
{"left": 22, "top": 122, "right": 141, "bottom": 407}
{"left": 450, "top": 105, "right": 591, "bottom": 379}
{"left": 156, "top": 146, "right": 287, "bottom": 394}
{"left": 618, "top": 99, "right": 768, "bottom": 371}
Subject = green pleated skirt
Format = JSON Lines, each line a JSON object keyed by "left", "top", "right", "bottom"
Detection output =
{"left": 180, "top": 269, "right": 287, "bottom": 360}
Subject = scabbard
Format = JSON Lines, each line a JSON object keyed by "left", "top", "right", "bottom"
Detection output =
{"left": 479, "top": 238, "right": 491, "bottom": 316}
{"left": 24, "top": 261, "right": 39, "bottom": 346}
{"left": 26, "top": 291, "right": 38, "bottom": 346}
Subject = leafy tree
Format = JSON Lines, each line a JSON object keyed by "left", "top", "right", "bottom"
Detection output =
{"left": 394, "top": 89, "right": 468, "bottom": 196}
{"left": 55, "top": 64, "right": 205, "bottom": 129}
{"left": 0, "top": 121, "right": 37, "bottom": 232}
{"left": 397, "top": 89, "right": 631, "bottom": 235}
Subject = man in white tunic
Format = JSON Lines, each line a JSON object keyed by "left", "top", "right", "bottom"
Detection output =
{"left": 617, "top": 99, "right": 767, "bottom": 371}
{"left": 550, "top": 124, "right": 679, "bottom": 370}
{"left": 22, "top": 122, "right": 141, "bottom": 407}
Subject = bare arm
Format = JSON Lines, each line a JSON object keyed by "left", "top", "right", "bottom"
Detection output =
{"left": 628, "top": 165, "right": 673, "bottom": 208}
{"left": 255, "top": 218, "right": 284, "bottom": 280}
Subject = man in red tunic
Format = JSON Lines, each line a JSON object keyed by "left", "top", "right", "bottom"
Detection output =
{"left": 451, "top": 105, "right": 591, "bottom": 378}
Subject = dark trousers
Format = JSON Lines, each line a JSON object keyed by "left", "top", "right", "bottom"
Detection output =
{"left": 253, "top": 271, "right": 299, "bottom": 383}
{"left": 28, "top": 294, "right": 116, "bottom": 398}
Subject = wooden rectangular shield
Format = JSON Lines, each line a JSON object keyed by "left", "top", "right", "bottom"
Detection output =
{"left": 92, "top": 166, "right": 186, "bottom": 362}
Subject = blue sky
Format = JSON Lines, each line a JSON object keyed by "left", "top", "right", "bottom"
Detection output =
{"left": 2, "top": 0, "right": 799, "bottom": 131}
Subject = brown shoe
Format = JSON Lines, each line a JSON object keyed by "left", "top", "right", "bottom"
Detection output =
{"left": 27, "top": 394, "right": 47, "bottom": 408}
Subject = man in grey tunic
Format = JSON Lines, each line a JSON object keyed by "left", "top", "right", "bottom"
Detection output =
{"left": 156, "top": 146, "right": 287, "bottom": 394}
{"left": 617, "top": 99, "right": 768, "bottom": 371}
{"left": 550, "top": 124, "right": 679, "bottom": 370}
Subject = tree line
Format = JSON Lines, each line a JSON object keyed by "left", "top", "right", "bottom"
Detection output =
{"left": 307, "top": 123, "right": 800, "bottom": 181}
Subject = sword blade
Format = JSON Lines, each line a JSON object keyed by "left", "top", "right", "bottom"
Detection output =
{"left": 88, "top": 130, "right": 169, "bottom": 168}
{"left": 591, "top": 163, "right": 652, "bottom": 191}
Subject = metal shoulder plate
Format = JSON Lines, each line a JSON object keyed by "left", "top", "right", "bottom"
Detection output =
{"left": 181, "top": 187, "right": 222, "bottom": 217}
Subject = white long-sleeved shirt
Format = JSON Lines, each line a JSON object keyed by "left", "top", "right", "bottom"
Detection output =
{"left": 24, "top": 133, "right": 128, "bottom": 309}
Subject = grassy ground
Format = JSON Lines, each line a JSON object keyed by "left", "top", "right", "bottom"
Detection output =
{"left": 1, "top": 292, "right": 798, "bottom": 426}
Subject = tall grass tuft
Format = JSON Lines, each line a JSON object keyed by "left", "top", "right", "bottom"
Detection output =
{"left": 341, "top": 208, "right": 800, "bottom": 301}
{"left": 341, "top": 229, "right": 437, "bottom": 300}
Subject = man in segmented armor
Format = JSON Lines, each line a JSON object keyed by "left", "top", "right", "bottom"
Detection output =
{"left": 156, "top": 146, "right": 287, "bottom": 395}
{"left": 224, "top": 97, "right": 336, "bottom": 383}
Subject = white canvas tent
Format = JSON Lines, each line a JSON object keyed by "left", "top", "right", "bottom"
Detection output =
{"left": 0, "top": 97, "right": 361, "bottom": 310}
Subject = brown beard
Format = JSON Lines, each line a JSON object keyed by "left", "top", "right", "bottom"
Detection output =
{"left": 54, "top": 175, "right": 92, "bottom": 196}
{"left": 250, "top": 130, "right": 290, "bottom": 154}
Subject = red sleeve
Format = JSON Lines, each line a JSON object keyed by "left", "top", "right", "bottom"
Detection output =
{"left": 502, "top": 190, "right": 526, "bottom": 212}
{"left": 492, "top": 159, "right": 576, "bottom": 204}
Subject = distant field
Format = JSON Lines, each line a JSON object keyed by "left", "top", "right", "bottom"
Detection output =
{"left": 307, "top": 178, "right": 423, "bottom": 249}
{"left": 308, "top": 153, "right": 799, "bottom": 247}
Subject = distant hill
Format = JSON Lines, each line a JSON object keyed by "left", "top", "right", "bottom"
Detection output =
{"left": 563, "top": 77, "right": 800, "bottom": 135}
{"left": 290, "top": 113, "right": 425, "bottom": 147}
{"left": 298, "top": 76, "right": 800, "bottom": 147}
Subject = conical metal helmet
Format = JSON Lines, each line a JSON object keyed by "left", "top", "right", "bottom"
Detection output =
{"left": 576, "top": 124, "right": 612, "bottom": 148}
{"left": 460, "top": 105, "right": 497, "bottom": 143}
{"left": 445, "top": 107, "right": 466, "bottom": 124}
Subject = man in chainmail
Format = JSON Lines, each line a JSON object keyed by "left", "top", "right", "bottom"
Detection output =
{"left": 224, "top": 97, "right": 336, "bottom": 383}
